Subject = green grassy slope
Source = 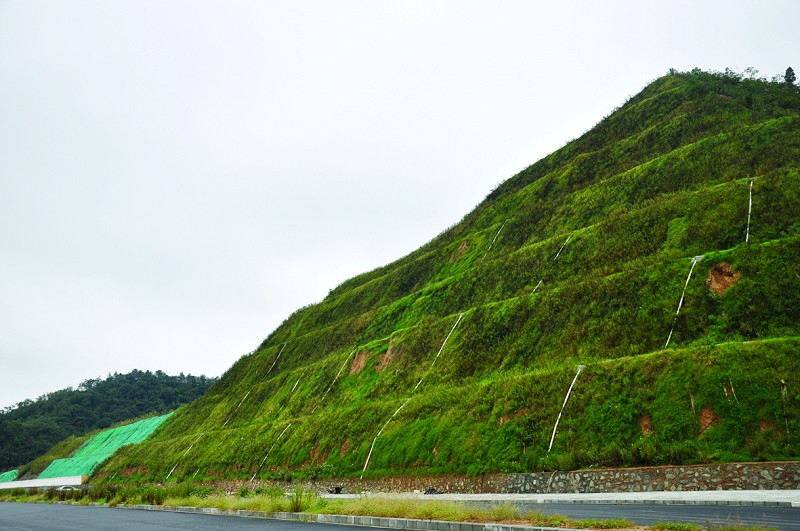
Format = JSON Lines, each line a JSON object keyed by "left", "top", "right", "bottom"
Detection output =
{"left": 99, "top": 70, "right": 800, "bottom": 483}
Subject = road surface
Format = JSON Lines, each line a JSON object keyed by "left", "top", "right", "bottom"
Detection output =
{"left": 0, "top": 503, "right": 349, "bottom": 531}
{"left": 504, "top": 501, "right": 799, "bottom": 531}
{"left": 1, "top": 500, "right": 798, "bottom": 531}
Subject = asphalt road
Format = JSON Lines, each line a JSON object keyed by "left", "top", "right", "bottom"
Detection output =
{"left": 507, "top": 502, "right": 800, "bottom": 531}
{"left": 1, "top": 501, "right": 798, "bottom": 531}
{"left": 0, "top": 503, "right": 350, "bottom": 531}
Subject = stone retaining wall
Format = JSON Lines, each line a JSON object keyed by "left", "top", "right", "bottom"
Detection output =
{"left": 500, "top": 462, "right": 800, "bottom": 493}
{"left": 212, "top": 462, "right": 800, "bottom": 494}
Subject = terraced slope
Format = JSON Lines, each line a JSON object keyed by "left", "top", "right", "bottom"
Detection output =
{"left": 100, "top": 70, "right": 800, "bottom": 483}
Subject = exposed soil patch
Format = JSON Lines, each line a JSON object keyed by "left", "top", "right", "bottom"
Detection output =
{"left": 349, "top": 350, "right": 370, "bottom": 375}
{"left": 449, "top": 241, "right": 469, "bottom": 263}
{"left": 499, "top": 409, "right": 527, "bottom": 427}
{"left": 639, "top": 414, "right": 655, "bottom": 436}
{"left": 310, "top": 443, "right": 330, "bottom": 465}
{"left": 700, "top": 405, "right": 720, "bottom": 432}
{"left": 707, "top": 262, "right": 740, "bottom": 296}
{"left": 376, "top": 340, "right": 402, "bottom": 373}
{"left": 759, "top": 420, "right": 783, "bottom": 440}
{"left": 339, "top": 439, "right": 350, "bottom": 457}
{"left": 723, "top": 380, "right": 738, "bottom": 401}
{"left": 120, "top": 466, "right": 148, "bottom": 478}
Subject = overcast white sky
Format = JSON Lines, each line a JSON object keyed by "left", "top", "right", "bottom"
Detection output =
{"left": 1, "top": 0, "right": 797, "bottom": 410}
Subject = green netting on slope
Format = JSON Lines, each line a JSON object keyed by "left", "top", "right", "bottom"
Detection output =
{"left": 38, "top": 413, "right": 172, "bottom": 479}
{"left": 0, "top": 469, "right": 18, "bottom": 483}
{"left": 71, "top": 414, "right": 172, "bottom": 459}
{"left": 37, "top": 457, "right": 100, "bottom": 479}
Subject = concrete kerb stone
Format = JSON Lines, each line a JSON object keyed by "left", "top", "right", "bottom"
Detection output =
{"left": 113, "top": 504, "right": 577, "bottom": 530}
{"left": 416, "top": 494, "right": 796, "bottom": 508}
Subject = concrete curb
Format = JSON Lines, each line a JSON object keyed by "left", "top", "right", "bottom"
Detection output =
{"left": 51, "top": 497, "right": 797, "bottom": 509}
{"left": 115, "top": 504, "right": 575, "bottom": 530}
{"left": 531, "top": 499, "right": 794, "bottom": 507}
{"left": 323, "top": 493, "right": 800, "bottom": 509}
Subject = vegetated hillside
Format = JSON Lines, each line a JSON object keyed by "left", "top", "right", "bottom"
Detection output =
{"left": 0, "top": 370, "right": 215, "bottom": 470}
{"left": 101, "top": 69, "right": 800, "bottom": 484}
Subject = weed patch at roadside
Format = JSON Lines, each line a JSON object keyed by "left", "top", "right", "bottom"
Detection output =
{"left": 0, "top": 486, "right": 782, "bottom": 531}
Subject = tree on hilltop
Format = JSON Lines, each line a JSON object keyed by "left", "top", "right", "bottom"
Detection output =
{"left": 785, "top": 67, "right": 796, "bottom": 85}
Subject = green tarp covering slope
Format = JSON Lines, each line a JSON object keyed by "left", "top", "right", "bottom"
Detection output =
{"left": 38, "top": 413, "right": 172, "bottom": 479}
{"left": 0, "top": 469, "right": 18, "bottom": 483}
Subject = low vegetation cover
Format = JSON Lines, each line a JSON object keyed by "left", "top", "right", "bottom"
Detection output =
{"left": 76, "top": 69, "right": 800, "bottom": 482}
{"left": 0, "top": 370, "right": 215, "bottom": 471}
{"left": 0, "top": 485, "right": 778, "bottom": 531}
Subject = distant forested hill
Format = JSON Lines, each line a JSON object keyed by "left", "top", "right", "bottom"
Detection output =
{"left": 0, "top": 370, "right": 215, "bottom": 469}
